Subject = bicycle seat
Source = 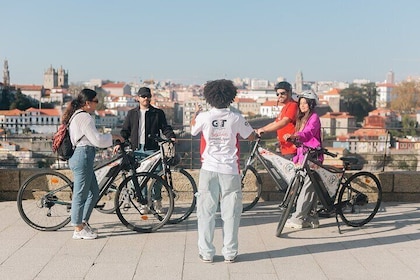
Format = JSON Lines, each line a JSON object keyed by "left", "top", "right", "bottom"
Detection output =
{"left": 340, "top": 156, "right": 359, "bottom": 165}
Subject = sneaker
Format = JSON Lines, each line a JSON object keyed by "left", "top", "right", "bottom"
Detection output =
{"left": 224, "top": 256, "right": 237, "bottom": 263}
{"left": 284, "top": 218, "right": 303, "bottom": 229}
{"left": 153, "top": 200, "right": 163, "bottom": 214}
{"left": 82, "top": 221, "right": 98, "bottom": 234}
{"left": 139, "top": 204, "right": 149, "bottom": 214}
{"left": 302, "top": 219, "right": 320, "bottom": 229}
{"left": 199, "top": 254, "right": 213, "bottom": 263}
{"left": 72, "top": 228, "right": 97, "bottom": 240}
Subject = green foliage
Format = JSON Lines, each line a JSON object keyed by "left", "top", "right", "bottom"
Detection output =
{"left": 401, "top": 115, "right": 418, "bottom": 136}
{"left": 10, "top": 89, "right": 38, "bottom": 110}
{"left": 340, "top": 85, "right": 375, "bottom": 122}
{"left": 0, "top": 87, "right": 14, "bottom": 110}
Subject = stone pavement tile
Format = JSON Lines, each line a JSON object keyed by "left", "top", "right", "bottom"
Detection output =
{"left": 0, "top": 265, "right": 44, "bottom": 280}
{"left": 85, "top": 263, "right": 137, "bottom": 280}
{"left": 2, "top": 201, "right": 420, "bottom": 280}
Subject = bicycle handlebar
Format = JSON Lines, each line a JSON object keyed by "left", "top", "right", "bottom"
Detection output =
{"left": 286, "top": 137, "right": 337, "bottom": 158}
{"left": 148, "top": 134, "right": 176, "bottom": 144}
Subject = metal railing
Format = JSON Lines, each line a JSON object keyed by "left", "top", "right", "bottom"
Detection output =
{"left": 1, "top": 124, "right": 419, "bottom": 172}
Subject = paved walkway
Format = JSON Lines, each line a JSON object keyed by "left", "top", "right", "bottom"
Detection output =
{"left": 0, "top": 201, "right": 419, "bottom": 280}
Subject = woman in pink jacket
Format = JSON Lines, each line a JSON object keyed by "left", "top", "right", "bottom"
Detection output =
{"left": 285, "top": 90, "right": 323, "bottom": 229}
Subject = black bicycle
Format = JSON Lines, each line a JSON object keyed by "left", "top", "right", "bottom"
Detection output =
{"left": 241, "top": 135, "right": 295, "bottom": 211}
{"left": 276, "top": 139, "right": 382, "bottom": 237}
{"left": 17, "top": 140, "right": 175, "bottom": 233}
{"left": 117, "top": 134, "right": 197, "bottom": 225}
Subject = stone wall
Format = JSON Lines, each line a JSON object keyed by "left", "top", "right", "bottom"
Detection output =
{"left": 1, "top": 169, "right": 420, "bottom": 202}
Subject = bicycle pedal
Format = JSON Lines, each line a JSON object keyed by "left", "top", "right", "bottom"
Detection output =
{"left": 94, "top": 203, "right": 105, "bottom": 209}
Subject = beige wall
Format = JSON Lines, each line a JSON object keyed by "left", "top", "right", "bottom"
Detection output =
{"left": 1, "top": 169, "right": 420, "bottom": 202}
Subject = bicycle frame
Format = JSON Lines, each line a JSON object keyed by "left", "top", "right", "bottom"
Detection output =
{"left": 243, "top": 137, "right": 295, "bottom": 192}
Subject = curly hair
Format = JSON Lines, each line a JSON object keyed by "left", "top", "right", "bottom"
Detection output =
{"left": 203, "top": 79, "right": 237, "bottom": 109}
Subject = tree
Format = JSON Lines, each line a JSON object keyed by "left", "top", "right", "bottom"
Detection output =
{"left": 340, "top": 85, "right": 374, "bottom": 123}
{"left": 0, "top": 87, "right": 14, "bottom": 110}
{"left": 10, "top": 89, "right": 37, "bottom": 110}
{"left": 400, "top": 115, "right": 417, "bottom": 136}
{"left": 390, "top": 81, "right": 420, "bottom": 113}
{"left": 360, "top": 82, "right": 377, "bottom": 108}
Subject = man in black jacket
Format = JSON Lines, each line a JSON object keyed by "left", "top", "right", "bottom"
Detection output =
{"left": 120, "top": 87, "right": 176, "bottom": 214}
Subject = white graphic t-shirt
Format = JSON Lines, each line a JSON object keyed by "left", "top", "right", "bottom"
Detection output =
{"left": 191, "top": 108, "right": 253, "bottom": 174}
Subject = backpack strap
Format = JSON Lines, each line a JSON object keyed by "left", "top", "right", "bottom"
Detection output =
{"left": 68, "top": 110, "right": 87, "bottom": 146}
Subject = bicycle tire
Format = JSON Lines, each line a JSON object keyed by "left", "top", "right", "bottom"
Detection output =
{"left": 17, "top": 170, "right": 73, "bottom": 231}
{"left": 164, "top": 168, "right": 197, "bottom": 224}
{"left": 337, "top": 171, "right": 382, "bottom": 227}
{"left": 276, "top": 175, "right": 302, "bottom": 237}
{"left": 241, "top": 165, "right": 262, "bottom": 212}
{"left": 115, "top": 172, "right": 174, "bottom": 233}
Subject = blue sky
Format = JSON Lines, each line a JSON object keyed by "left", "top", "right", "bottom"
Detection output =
{"left": 1, "top": 0, "right": 419, "bottom": 85}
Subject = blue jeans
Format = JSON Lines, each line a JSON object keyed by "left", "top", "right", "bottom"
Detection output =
{"left": 196, "top": 169, "right": 242, "bottom": 260}
{"left": 69, "top": 146, "right": 98, "bottom": 226}
{"left": 134, "top": 147, "right": 162, "bottom": 201}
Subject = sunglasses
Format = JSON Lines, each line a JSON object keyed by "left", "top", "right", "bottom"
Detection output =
{"left": 91, "top": 99, "right": 99, "bottom": 103}
{"left": 139, "top": 95, "right": 152, "bottom": 98}
{"left": 276, "top": 91, "right": 288, "bottom": 96}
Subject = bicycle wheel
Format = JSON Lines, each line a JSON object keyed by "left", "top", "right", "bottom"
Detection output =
{"left": 337, "top": 171, "right": 382, "bottom": 227}
{"left": 241, "top": 165, "right": 262, "bottom": 212}
{"left": 95, "top": 183, "right": 118, "bottom": 214}
{"left": 115, "top": 172, "right": 174, "bottom": 233}
{"left": 276, "top": 175, "right": 302, "bottom": 237}
{"left": 17, "top": 171, "right": 73, "bottom": 231}
{"left": 165, "top": 168, "right": 197, "bottom": 224}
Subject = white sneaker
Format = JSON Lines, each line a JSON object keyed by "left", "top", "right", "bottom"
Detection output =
{"left": 284, "top": 218, "right": 303, "bottom": 229}
{"left": 73, "top": 228, "right": 97, "bottom": 240}
{"left": 82, "top": 221, "right": 98, "bottom": 234}
{"left": 303, "top": 219, "right": 320, "bottom": 229}
{"left": 153, "top": 200, "right": 163, "bottom": 214}
{"left": 139, "top": 204, "right": 149, "bottom": 214}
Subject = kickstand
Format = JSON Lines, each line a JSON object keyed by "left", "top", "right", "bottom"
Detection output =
{"left": 335, "top": 212, "right": 342, "bottom": 234}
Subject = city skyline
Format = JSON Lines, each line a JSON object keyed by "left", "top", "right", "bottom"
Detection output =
{"left": 1, "top": 0, "right": 420, "bottom": 85}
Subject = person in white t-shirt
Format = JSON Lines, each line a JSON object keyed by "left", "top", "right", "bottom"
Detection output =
{"left": 191, "top": 79, "right": 255, "bottom": 263}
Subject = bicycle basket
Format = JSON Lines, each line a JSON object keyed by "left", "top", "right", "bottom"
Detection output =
{"left": 163, "top": 142, "right": 180, "bottom": 166}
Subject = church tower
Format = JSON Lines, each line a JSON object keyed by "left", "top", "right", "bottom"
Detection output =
{"left": 386, "top": 70, "right": 395, "bottom": 84}
{"left": 44, "top": 65, "right": 57, "bottom": 89}
{"left": 295, "top": 70, "right": 303, "bottom": 93}
{"left": 43, "top": 65, "right": 69, "bottom": 89}
{"left": 3, "top": 59, "right": 10, "bottom": 86}
{"left": 57, "top": 65, "right": 69, "bottom": 88}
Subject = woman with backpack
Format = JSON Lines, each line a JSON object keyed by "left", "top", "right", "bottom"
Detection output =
{"left": 62, "top": 88, "right": 118, "bottom": 240}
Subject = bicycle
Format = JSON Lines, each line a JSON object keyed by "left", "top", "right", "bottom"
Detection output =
{"left": 241, "top": 135, "right": 296, "bottom": 212}
{"left": 276, "top": 139, "right": 382, "bottom": 237}
{"left": 17, "top": 140, "right": 175, "bottom": 233}
{"left": 118, "top": 134, "right": 197, "bottom": 225}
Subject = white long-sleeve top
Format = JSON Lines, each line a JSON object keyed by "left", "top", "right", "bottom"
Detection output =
{"left": 68, "top": 109, "right": 112, "bottom": 148}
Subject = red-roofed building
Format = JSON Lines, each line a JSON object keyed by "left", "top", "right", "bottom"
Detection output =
{"left": 232, "top": 97, "right": 261, "bottom": 117}
{"left": 340, "top": 126, "right": 390, "bottom": 153}
{"left": 318, "top": 88, "right": 341, "bottom": 112}
{"left": 0, "top": 108, "right": 60, "bottom": 134}
{"left": 13, "top": 84, "right": 44, "bottom": 101}
{"left": 364, "top": 108, "right": 400, "bottom": 129}
{"left": 95, "top": 110, "right": 120, "bottom": 129}
{"left": 260, "top": 100, "right": 281, "bottom": 118}
{"left": 320, "top": 112, "right": 356, "bottom": 136}
{"left": 101, "top": 83, "right": 131, "bottom": 96}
